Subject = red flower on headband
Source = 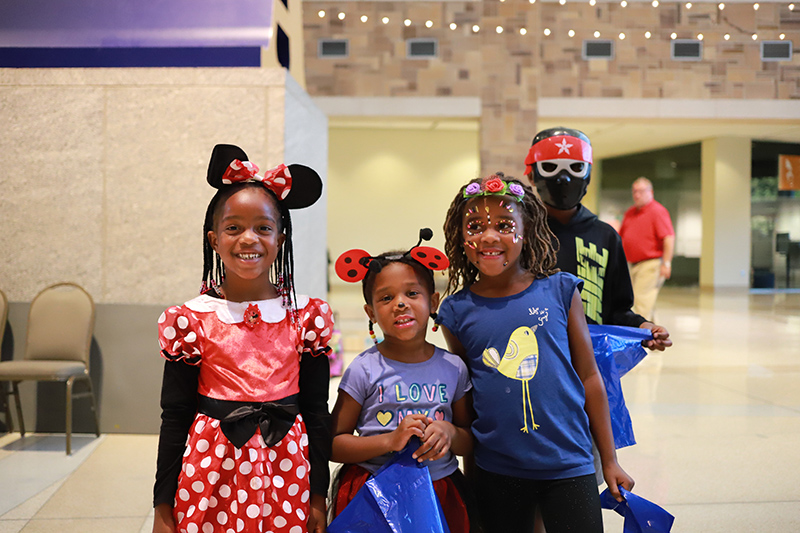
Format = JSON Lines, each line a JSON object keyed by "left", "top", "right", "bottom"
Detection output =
{"left": 243, "top": 303, "right": 262, "bottom": 328}
{"left": 484, "top": 177, "right": 505, "bottom": 193}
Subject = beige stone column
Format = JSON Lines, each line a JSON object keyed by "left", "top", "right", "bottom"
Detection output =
{"left": 583, "top": 158, "right": 602, "bottom": 214}
{"left": 700, "top": 137, "right": 752, "bottom": 289}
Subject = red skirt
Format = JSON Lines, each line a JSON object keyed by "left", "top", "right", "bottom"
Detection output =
{"left": 173, "top": 414, "right": 310, "bottom": 533}
{"left": 332, "top": 464, "right": 470, "bottom": 533}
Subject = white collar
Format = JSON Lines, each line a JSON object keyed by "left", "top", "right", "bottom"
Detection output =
{"left": 184, "top": 293, "right": 310, "bottom": 324}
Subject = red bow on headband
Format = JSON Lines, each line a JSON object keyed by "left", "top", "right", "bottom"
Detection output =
{"left": 221, "top": 159, "right": 293, "bottom": 201}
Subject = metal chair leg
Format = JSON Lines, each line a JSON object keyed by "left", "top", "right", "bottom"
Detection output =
{"left": 65, "top": 377, "right": 73, "bottom": 455}
{"left": 84, "top": 375, "right": 100, "bottom": 437}
{"left": 2, "top": 382, "right": 12, "bottom": 433}
{"left": 11, "top": 381, "right": 24, "bottom": 436}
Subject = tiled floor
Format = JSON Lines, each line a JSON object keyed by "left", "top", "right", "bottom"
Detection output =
{"left": 1, "top": 286, "right": 799, "bottom": 532}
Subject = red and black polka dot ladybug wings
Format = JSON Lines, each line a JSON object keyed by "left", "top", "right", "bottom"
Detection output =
{"left": 334, "top": 228, "right": 450, "bottom": 283}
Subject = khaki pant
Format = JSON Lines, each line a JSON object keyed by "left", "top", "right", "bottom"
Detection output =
{"left": 628, "top": 258, "right": 664, "bottom": 322}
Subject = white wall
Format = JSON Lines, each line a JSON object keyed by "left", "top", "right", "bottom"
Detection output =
{"left": 326, "top": 123, "right": 480, "bottom": 286}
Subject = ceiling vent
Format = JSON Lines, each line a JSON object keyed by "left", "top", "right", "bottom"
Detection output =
{"left": 407, "top": 38, "right": 438, "bottom": 59}
{"left": 671, "top": 39, "right": 702, "bottom": 61}
{"left": 318, "top": 39, "right": 348, "bottom": 58}
{"left": 761, "top": 41, "right": 792, "bottom": 62}
{"left": 582, "top": 40, "right": 614, "bottom": 60}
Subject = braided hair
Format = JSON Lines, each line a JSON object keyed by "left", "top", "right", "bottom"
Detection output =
{"left": 442, "top": 173, "right": 559, "bottom": 296}
{"left": 201, "top": 182, "right": 297, "bottom": 309}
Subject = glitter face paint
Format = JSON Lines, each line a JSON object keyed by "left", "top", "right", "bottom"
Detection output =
{"left": 461, "top": 196, "right": 526, "bottom": 278}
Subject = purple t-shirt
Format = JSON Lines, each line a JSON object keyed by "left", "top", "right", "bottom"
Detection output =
{"left": 338, "top": 345, "right": 471, "bottom": 480}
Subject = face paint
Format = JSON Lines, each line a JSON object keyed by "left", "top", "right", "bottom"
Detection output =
{"left": 461, "top": 195, "right": 526, "bottom": 278}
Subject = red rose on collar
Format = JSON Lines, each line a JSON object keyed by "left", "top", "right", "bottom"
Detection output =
{"left": 243, "top": 303, "right": 262, "bottom": 328}
{"left": 484, "top": 177, "right": 505, "bottom": 193}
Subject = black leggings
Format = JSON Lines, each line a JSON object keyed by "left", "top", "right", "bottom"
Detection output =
{"left": 474, "top": 467, "right": 603, "bottom": 533}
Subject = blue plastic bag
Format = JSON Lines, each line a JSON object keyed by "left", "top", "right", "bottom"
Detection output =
{"left": 600, "top": 486, "right": 675, "bottom": 533}
{"left": 588, "top": 325, "right": 652, "bottom": 449}
{"left": 328, "top": 439, "right": 450, "bottom": 533}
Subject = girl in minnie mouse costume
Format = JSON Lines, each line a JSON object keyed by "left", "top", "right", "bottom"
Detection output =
{"left": 330, "top": 230, "right": 475, "bottom": 532}
{"left": 153, "top": 145, "right": 334, "bottom": 533}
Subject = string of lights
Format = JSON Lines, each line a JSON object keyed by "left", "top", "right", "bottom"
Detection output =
{"left": 313, "top": 2, "right": 798, "bottom": 44}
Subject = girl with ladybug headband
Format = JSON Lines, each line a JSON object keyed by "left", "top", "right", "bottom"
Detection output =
{"left": 331, "top": 230, "right": 476, "bottom": 532}
{"left": 153, "top": 145, "right": 334, "bottom": 533}
{"left": 436, "top": 173, "right": 634, "bottom": 533}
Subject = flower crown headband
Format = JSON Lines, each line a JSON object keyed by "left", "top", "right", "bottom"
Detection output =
{"left": 463, "top": 174, "right": 525, "bottom": 202}
{"left": 206, "top": 144, "right": 323, "bottom": 210}
{"left": 335, "top": 228, "right": 450, "bottom": 283}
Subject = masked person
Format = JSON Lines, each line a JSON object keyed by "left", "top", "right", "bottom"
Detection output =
{"left": 524, "top": 127, "right": 671, "bottom": 351}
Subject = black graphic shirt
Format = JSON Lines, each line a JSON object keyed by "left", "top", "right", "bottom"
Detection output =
{"left": 547, "top": 205, "right": 646, "bottom": 327}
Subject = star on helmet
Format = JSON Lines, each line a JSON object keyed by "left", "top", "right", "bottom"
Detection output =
{"left": 555, "top": 139, "right": 573, "bottom": 155}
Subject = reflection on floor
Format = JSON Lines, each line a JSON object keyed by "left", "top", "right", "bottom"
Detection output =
{"left": 1, "top": 287, "right": 799, "bottom": 532}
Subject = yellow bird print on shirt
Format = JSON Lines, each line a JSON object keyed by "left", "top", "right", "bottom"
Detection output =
{"left": 483, "top": 326, "right": 540, "bottom": 433}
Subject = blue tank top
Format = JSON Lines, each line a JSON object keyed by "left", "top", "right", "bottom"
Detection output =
{"left": 437, "top": 272, "right": 594, "bottom": 480}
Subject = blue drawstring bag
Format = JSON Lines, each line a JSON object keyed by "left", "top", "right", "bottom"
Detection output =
{"left": 600, "top": 486, "right": 675, "bottom": 533}
{"left": 588, "top": 325, "right": 652, "bottom": 449}
{"left": 328, "top": 438, "right": 450, "bottom": 533}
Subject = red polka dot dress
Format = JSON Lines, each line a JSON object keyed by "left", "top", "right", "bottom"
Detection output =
{"left": 155, "top": 294, "right": 333, "bottom": 533}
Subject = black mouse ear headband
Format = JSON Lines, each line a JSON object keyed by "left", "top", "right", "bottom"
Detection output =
{"left": 206, "top": 144, "right": 323, "bottom": 209}
{"left": 335, "top": 228, "right": 450, "bottom": 283}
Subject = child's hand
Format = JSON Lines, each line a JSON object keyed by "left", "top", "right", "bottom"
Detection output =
{"left": 413, "top": 419, "right": 454, "bottom": 462}
{"left": 602, "top": 462, "right": 635, "bottom": 502}
{"left": 640, "top": 323, "right": 672, "bottom": 351}
{"left": 307, "top": 494, "right": 327, "bottom": 533}
{"left": 152, "top": 504, "right": 176, "bottom": 533}
{"left": 388, "top": 414, "right": 428, "bottom": 452}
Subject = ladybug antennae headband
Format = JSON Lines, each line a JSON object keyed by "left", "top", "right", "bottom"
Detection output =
{"left": 335, "top": 228, "right": 450, "bottom": 283}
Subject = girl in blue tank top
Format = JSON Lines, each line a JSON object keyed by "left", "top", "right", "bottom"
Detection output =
{"left": 436, "top": 173, "right": 634, "bottom": 533}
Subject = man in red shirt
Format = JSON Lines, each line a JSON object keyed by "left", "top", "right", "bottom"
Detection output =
{"left": 619, "top": 177, "right": 675, "bottom": 321}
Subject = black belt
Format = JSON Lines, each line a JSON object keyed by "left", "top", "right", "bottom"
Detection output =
{"left": 198, "top": 395, "right": 299, "bottom": 449}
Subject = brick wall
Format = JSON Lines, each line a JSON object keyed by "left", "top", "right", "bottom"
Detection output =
{"left": 304, "top": 1, "right": 799, "bottom": 174}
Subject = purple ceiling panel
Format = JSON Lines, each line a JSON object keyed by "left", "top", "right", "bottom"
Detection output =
{"left": 0, "top": 0, "right": 274, "bottom": 47}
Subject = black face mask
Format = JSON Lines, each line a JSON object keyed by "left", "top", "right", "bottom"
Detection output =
{"left": 533, "top": 162, "right": 592, "bottom": 211}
